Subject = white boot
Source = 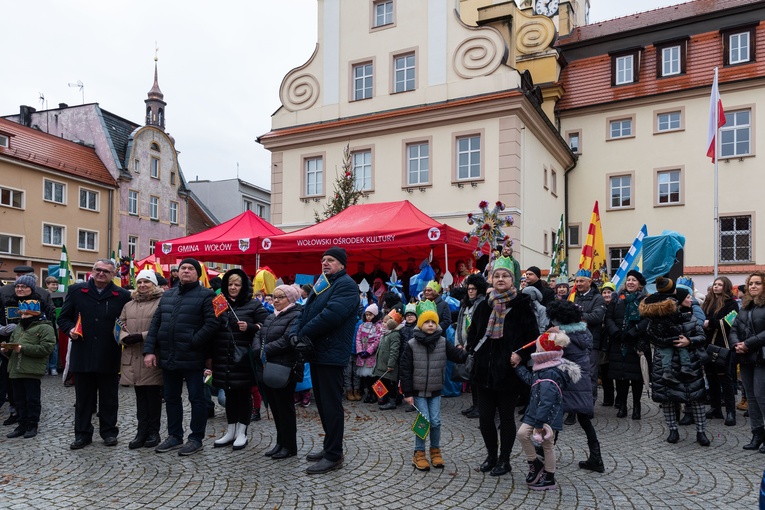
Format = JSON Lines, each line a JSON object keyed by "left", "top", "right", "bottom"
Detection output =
{"left": 232, "top": 423, "right": 248, "bottom": 450}
{"left": 214, "top": 424, "right": 236, "bottom": 447}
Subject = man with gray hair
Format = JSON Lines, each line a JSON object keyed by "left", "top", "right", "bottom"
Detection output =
{"left": 58, "top": 258, "right": 131, "bottom": 450}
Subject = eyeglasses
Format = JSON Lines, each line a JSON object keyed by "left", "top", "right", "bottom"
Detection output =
{"left": 14, "top": 284, "right": 30, "bottom": 289}
{"left": 93, "top": 268, "right": 113, "bottom": 274}
{"left": 467, "top": 287, "right": 477, "bottom": 291}
{"left": 272, "top": 295, "right": 287, "bottom": 300}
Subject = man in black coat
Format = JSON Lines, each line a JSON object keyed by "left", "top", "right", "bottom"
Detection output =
{"left": 291, "top": 246, "right": 358, "bottom": 474}
{"left": 143, "top": 258, "right": 218, "bottom": 456}
{"left": 57, "top": 259, "right": 131, "bottom": 450}
{"left": 525, "top": 266, "right": 555, "bottom": 306}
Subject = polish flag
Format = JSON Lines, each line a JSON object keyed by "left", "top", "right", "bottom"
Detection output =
{"left": 706, "top": 68, "right": 726, "bottom": 162}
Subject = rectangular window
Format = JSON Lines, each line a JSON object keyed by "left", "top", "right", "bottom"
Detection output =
{"left": 657, "top": 111, "right": 681, "bottom": 132}
{"left": 0, "top": 187, "right": 23, "bottom": 209}
{"left": 720, "top": 215, "right": 752, "bottom": 263}
{"left": 0, "top": 234, "right": 22, "bottom": 255}
{"left": 610, "top": 175, "right": 632, "bottom": 208}
{"left": 661, "top": 46, "right": 680, "bottom": 76}
{"left": 394, "top": 54, "right": 415, "bottom": 93}
{"left": 353, "top": 63, "right": 373, "bottom": 101}
{"left": 78, "top": 230, "right": 97, "bottom": 251}
{"left": 243, "top": 199, "right": 252, "bottom": 211}
{"left": 456, "top": 135, "right": 481, "bottom": 180}
{"left": 149, "top": 196, "right": 159, "bottom": 220}
{"left": 170, "top": 172, "right": 176, "bottom": 185}
{"left": 374, "top": 0, "right": 393, "bottom": 27}
{"left": 170, "top": 201, "right": 179, "bottom": 224}
{"left": 352, "top": 150, "right": 372, "bottom": 191}
{"left": 44, "top": 180, "right": 66, "bottom": 204}
{"left": 149, "top": 239, "right": 157, "bottom": 256}
{"left": 657, "top": 170, "right": 681, "bottom": 205}
{"left": 128, "top": 190, "right": 139, "bottom": 215}
{"left": 609, "top": 247, "right": 630, "bottom": 277}
{"left": 610, "top": 119, "right": 633, "bottom": 139}
{"left": 305, "top": 157, "right": 323, "bottom": 196}
{"left": 730, "top": 32, "right": 750, "bottom": 64}
{"left": 256, "top": 204, "right": 266, "bottom": 218}
{"left": 134, "top": 159, "right": 140, "bottom": 172}
{"left": 43, "top": 224, "right": 64, "bottom": 246}
{"left": 128, "top": 236, "right": 138, "bottom": 258}
{"left": 151, "top": 157, "right": 160, "bottom": 179}
{"left": 544, "top": 231, "right": 549, "bottom": 255}
{"left": 567, "top": 225, "right": 581, "bottom": 247}
{"left": 543, "top": 167, "right": 548, "bottom": 189}
{"left": 567, "top": 132, "right": 580, "bottom": 153}
{"left": 720, "top": 109, "right": 751, "bottom": 158}
{"left": 79, "top": 188, "right": 98, "bottom": 211}
{"left": 0, "top": 134, "right": 8, "bottom": 148}
{"left": 551, "top": 169, "right": 558, "bottom": 195}
{"left": 616, "top": 55, "right": 633, "bottom": 85}
{"left": 407, "top": 142, "right": 429, "bottom": 185}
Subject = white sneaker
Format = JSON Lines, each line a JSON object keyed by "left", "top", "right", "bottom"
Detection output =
{"left": 50, "top": 369, "right": 58, "bottom": 376}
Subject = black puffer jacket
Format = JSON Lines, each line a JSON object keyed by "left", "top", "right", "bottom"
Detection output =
{"left": 211, "top": 269, "right": 268, "bottom": 389}
{"left": 574, "top": 286, "right": 607, "bottom": 350}
{"left": 605, "top": 289, "right": 649, "bottom": 382}
{"left": 466, "top": 292, "right": 538, "bottom": 392}
{"left": 255, "top": 305, "right": 302, "bottom": 367}
{"left": 641, "top": 297, "right": 706, "bottom": 403}
{"left": 730, "top": 295, "right": 765, "bottom": 366}
{"left": 144, "top": 280, "right": 218, "bottom": 371}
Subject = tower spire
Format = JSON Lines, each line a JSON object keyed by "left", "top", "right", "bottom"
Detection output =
{"left": 145, "top": 43, "right": 166, "bottom": 130}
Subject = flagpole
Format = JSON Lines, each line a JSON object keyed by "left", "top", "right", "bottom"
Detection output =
{"left": 713, "top": 67, "right": 719, "bottom": 279}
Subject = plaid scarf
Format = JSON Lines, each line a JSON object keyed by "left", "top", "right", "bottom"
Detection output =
{"left": 486, "top": 289, "right": 516, "bottom": 339}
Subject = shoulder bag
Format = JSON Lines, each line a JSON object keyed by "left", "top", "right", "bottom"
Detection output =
{"left": 450, "top": 333, "right": 488, "bottom": 383}
{"left": 261, "top": 346, "right": 293, "bottom": 389}
{"left": 705, "top": 319, "right": 732, "bottom": 369}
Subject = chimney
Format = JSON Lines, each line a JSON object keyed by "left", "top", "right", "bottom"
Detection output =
{"left": 19, "top": 105, "right": 36, "bottom": 127}
{"left": 58, "top": 103, "right": 68, "bottom": 109}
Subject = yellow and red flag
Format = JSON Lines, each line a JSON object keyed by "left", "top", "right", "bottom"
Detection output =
{"left": 372, "top": 378, "right": 388, "bottom": 399}
{"left": 199, "top": 264, "right": 211, "bottom": 289}
{"left": 212, "top": 293, "right": 229, "bottom": 317}
{"left": 578, "top": 201, "right": 608, "bottom": 279}
{"left": 72, "top": 313, "right": 83, "bottom": 337}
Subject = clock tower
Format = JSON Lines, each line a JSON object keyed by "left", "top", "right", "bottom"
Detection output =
{"left": 521, "top": 0, "right": 589, "bottom": 36}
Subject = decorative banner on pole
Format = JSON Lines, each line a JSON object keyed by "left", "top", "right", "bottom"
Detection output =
{"left": 58, "top": 245, "right": 75, "bottom": 292}
{"left": 549, "top": 214, "right": 566, "bottom": 281}
{"left": 578, "top": 201, "right": 608, "bottom": 281}
{"left": 611, "top": 225, "right": 648, "bottom": 290}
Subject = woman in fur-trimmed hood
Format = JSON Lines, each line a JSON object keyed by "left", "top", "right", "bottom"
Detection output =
{"left": 640, "top": 285, "right": 709, "bottom": 446}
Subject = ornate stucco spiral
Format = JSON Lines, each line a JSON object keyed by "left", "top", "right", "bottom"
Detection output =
{"left": 453, "top": 35, "right": 505, "bottom": 78}
{"left": 280, "top": 72, "right": 320, "bottom": 112}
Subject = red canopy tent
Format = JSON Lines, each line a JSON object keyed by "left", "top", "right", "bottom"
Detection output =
{"left": 156, "top": 210, "right": 285, "bottom": 273}
{"left": 258, "top": 201, "right": 483, "bottom": 276}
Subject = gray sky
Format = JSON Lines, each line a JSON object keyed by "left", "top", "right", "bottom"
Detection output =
{"left": 1, "top": 1, "right": 684, "bottom": 190}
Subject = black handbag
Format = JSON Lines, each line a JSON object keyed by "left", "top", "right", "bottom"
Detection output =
{"left": 450, "top": 354, "right": 474, "bottom": 382}
{"left": 261, "top": 347, "right": 293, "bottom": 389}
{"left": 705, "top": 320, "right": 732, "bottom": 368}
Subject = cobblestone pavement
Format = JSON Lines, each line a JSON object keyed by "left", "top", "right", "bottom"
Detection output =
{"left": 0, "top": 377, "right": 762, "bottom": 509}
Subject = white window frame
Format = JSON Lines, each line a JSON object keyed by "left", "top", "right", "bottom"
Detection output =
{"left": 256, "top": 204, "right": 266, "bottom": 218}
{"left": 149, "top": 196, "right": 159, "bottom": 220}
{"left": 0, "top": 233, "right": 23, "bottom": 255}
{"left": 149, "top": 239, "right": 157, "bottom": 256}
{"left": 352, "top": 150, "right": 373, "bottom": 191}
{"left": 719, "top": 214, "right": 752, "bottom": 263}
{"left": 551, "top": 169, "right": 558, "bottom": 196}
{"left": 610, "top": 118, "right": 633, "bottom": 139}
{"left": 456, "top": 135, "right": 481, "bottom": 181}
{"left": 128, "top": 235, "right": 138, "bottom": 258}
{"left": 406, "top": 141, "right": 429, "bottom": 186}
{"left": 42, "top": 223, "right": 65, "bottom": 247}
{"left": 170, "top": 201, "right": 179, "bottom": 225}
{"left": 0, "top": 134, "right": 9, "bottom": 148}
{"left": 661, "top": 46, "right": 681, "bottom": 76}
{"left": 615, "top": 55, "right": 634, "bottom": 85}
{"left": 657, "top": 111, "right": 682, "bottom": 132}
{"left": 607, "top": 173, "right": 634, "bottom": 210}
{"left": 567, "top": 131, "right": 581, "bottom": 154}
{"left": 150, "top": 157, "right": 160, "bottom": 179}
{"left": 243, "top": 199, "right": 252, "bottom": 212}
{"left": 374, "top": 0, "right": 393, "bottom": 27}
{"left": 720, "top": 108, "right": 752, "bottom": 158}
{"left": 393, "top": 53, "right": 416, "bottom": 93}
{"left": 655, "top": 168, "right": 683, "bottom": 206}
{"left": 730, "top": 32, "right": 750, "bottom": 65}
{"left": 608, "top": 246, "right": 631, "bottom": 277}
{"left": 128, "top": 190, "right": 139, "bottom": 216}
{"left": 304, "top": 157, "right": 323, "bottom": 197}
{"left": 43, "top": 179, "right": 66, "bottom": 204}
{"left": 79, "top": 187, "right": 99, "bottom": 212}
{"left": 134, "top": 158, "right": 140, "bottom": 172}
{"left": 567, "top": 224, "right": 581, "bottom": 248}
{"left": 77, "top": 229, "right": 98, "bottom": 252}
{"left": 0, "top": 186, "right": 23, "bottom": 209}
{"left": 353, "top": 62, "right": 373, "bottom": 101}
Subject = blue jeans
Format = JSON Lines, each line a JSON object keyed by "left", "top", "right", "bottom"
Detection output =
{"left": 163, "top": 369, "right": 207, "bottom": 443}
{"left": 48, "top": 343, "right": 59, "bottom": 372}
{"left": 413, "top": 396, "right": 441, "bottom": 451}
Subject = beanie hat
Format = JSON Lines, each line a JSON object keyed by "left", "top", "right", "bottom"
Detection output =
{"left": 404, "top": 303, "right": 417, "bottom": 316}
{"left": 18, "top": 299, "right": 41, "bottom": 316}
{"left": 13, "top": 265, "right": 34, "bottom": 274}
{"left": 674, "top": 287, "right": 690, "bottom": 304}
{"left": 531, "top": 330, "right": 570, "bottom": 370}
{"left": 135, "top": 269, "right": 158, "bottom": 286}
{"left": 156, "top": 275, "right": 168, "bottom": 286}
{"left": 416, "top": 300, "right": 440, "bottom": 329}
{"left": 179, "top": 258, "right": 202, "bottom": 278}
{"left": 600, "top": 282, "right": 616, "bottom": 293}
{"left": 626, "top": 269, "right": 646, "bottom": 286}
{"left": 15, "top": 275, "right": 36, "bottom": 289}
{"left": 527, "top": 266, "right": 542, "bottom": 279}
{"left": 425, "top": 280, "right": 441, "bottom": 294}
{"left": 364, "top": 303, "right": 379, "bottom": 317}
{"left": 322, "top": 246, "right": 347, "bottom": 267}
{"left": 655, "top": 276, "right": 675, "bottom": 294}
{"left": 276, "top": 284, "right": 300, "bottom": 304}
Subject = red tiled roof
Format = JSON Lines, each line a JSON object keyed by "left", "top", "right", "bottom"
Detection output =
{"left": 0, "top": 118, "right": 116, "bottom": 187}
{"left": 558, "top": 0, "right": 762, "bottom": 45}
{"left": 557, "top": 24, "right": 765, "bottom": 111}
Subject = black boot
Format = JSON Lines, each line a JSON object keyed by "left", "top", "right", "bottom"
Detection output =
{"left": 578, "top": 440, "right": 605, "bottom": 473}
{"left": 479, "top": 454, "right": 497, "bottom": 472}
{"left": 526, "top": 458, "right": 544, "bottom": 484}
{"left": 490, "top": 458, "right": 511, "bottom": 476}
{"left": 724, "top": 410, "right": 736, "bottom": 427}
{"left": 129, "top": 433, "right": 148, "bottom": 449}
{"left": 529, "top": 471, "right": 556, "bottom": 491}
{"left": 461, "top": 405, "right": 476, "bottom": 416}
{"left": 697, "top": 432, "right": 710, "bottom": 446}
{"left": 632, "top": 402, "right": 641, "bottom": 420}
{"left": 678, "top": 412, "right": 694, "bottom": 426}
{"left": 617, "top": 403, "right": 627, "bottom": 418}
{"left": 564, "top": 413, "right": 577, "bottom": 426}
{"left": 666, "top": 429, "right": 679, "bottom": 443}
{"left": 744, "top": 427, "right": 765, "bottom": 450}
{"left": 706, "top": 407, "right": 724, "bottom": 419}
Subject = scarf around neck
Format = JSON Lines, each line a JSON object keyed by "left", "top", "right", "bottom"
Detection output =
{"left": 486, "top": 289, "right": 516, "bottom": 339}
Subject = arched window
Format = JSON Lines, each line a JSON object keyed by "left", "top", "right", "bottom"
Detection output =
{"left": 150, "top": 142, "right": 160, "bottom": 152}
{"left": 158, "top": 108, "right": 164, "bottom": 126}
{"left": 146, "top": 106, "right": 152, "bottom": 124}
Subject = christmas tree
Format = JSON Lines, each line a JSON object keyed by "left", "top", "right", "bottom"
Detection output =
{"left": 314, "top": 143, "right": 366, "bottom": 222}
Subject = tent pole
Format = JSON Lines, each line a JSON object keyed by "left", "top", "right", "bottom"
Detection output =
{"left": 444, "top": 244, "right": 449, "bottom": 282}
{"left": 256, "top": 253, "right": 260, "bottom": 270}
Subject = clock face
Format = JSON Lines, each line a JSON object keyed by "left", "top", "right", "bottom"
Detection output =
{"left": 535, "top": 0, "right": 559, "bottom": 17}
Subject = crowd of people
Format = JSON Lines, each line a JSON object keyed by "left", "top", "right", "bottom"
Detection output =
{"left": 0, "top": 250, "right": 761, "bottom": 490}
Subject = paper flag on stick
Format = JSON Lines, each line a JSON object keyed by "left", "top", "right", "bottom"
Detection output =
{"left": 412, "top": 411, "right": 431, "bottom": 440}
{"left": 372, "top": 378, "right": 388, "bottom": 399}
{"left": 72, "top": 313, "right": 83, "bottom": 337}
{"left": 723, "top": 310, "right": 738, "bottom": 327}
{"left": 212, "top": 293, "right": 229, "bottom": 317}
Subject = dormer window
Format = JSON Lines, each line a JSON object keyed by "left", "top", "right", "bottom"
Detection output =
{"left": 0, "top": 134, "right": 8, "bottom": 148}
{"left": 655, "top": 39, "right": 687, "bottom": 78}
{"left": 610, "top": 48, "right": 642, "bottom": 86}
{"left": 722, "top": 25, "right": 756, "bottom": 66}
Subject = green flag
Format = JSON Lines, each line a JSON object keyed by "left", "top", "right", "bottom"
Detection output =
{"left": 58, "top": 245, "right": 74, "bottom": 291}
{"left": 412, "top": 412, "right": 430, "bottom": 440}
{"left": 723, "top": 310, "right": 738, "bottom": 327}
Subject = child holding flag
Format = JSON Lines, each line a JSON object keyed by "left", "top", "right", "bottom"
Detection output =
{"left": 400, "top": 301, "right": 468, "bottom": 471}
